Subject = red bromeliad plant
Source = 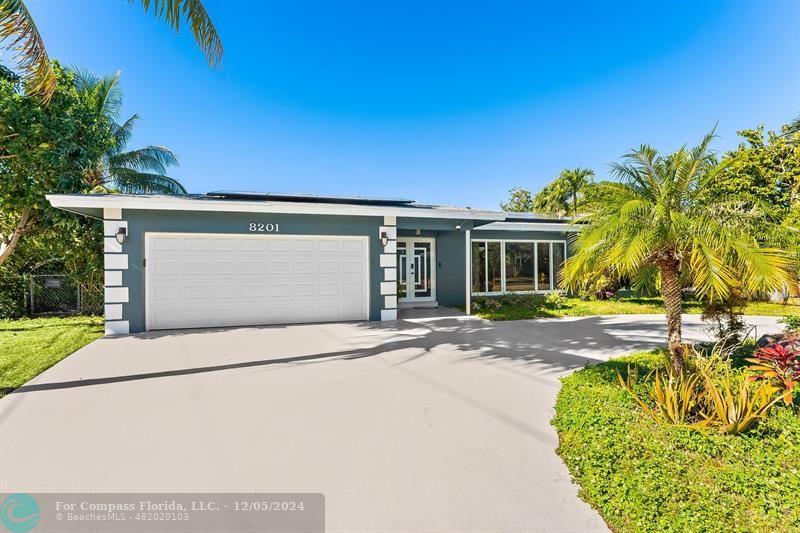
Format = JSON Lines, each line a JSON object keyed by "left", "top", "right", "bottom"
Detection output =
{"left": 746, "top": 341, "right": 800, "bottom": 406}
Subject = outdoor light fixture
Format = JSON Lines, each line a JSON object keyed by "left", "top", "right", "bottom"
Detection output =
{"left": 380, "top": 231, "right": 389, "bottom": 246}
{"left": 115, "top": 227, "right": 127, "bottom": 245}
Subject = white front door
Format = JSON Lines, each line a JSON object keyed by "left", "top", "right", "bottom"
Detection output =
{"left": 397, "top": 237, "right": 436, "bottom": 303}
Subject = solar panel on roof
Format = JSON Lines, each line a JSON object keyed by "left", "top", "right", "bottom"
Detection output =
{"left": 206, "top": 191, "right": 415, "bottom": 206}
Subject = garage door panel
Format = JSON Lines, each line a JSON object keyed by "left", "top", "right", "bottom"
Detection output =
{"left": 267, "top": 240, "right": 291, "bottom": 252}
{"left": 293, "top": 240, "right": 317, "bottom": 252}
{"left": 318, "top": 240, "right": 341, "bottom": 252}
{"left": 319, "top": 262, "right": 340, "bottom": 273}
{"left": 152, "top": 236, "right": 180, "bottom": 251}
{"left": 146, "top": 234, "right": 369, "bottom": 330}
{"left": 182, "top": 238, "right": 209, "bottom": 251}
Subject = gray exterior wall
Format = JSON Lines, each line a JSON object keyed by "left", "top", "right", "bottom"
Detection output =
{"left": 108, "top": 207, "right": 575, "bottom": 333}
{"left": 120, "top": 209, "right": 383, "bottom": 333}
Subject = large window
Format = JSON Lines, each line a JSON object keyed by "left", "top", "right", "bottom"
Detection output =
{"left": 505, "top": 242, "right": 535, "bottom": 291}
{"left": 471, "top": 239, "right": 566, "bottom": 294}
{"left": 487, "top": 242, "right": 502, "bottom": 292}
{"left": 471, "top": 242, "right": 485, "bottom": 293}
{"left": 552, "top": 242, "right": 566, "bottom": 289}
{"left": 537, "top": 242, "right": 551, "bottom": 290}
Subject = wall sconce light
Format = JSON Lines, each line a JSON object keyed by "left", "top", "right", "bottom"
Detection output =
{"left": 115, "top": 227, "right": 127, "bottom": 245}
{"left": 380, "top": 231, "right": 389, "bottom": 247}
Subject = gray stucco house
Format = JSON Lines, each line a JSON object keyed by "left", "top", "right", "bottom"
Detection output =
{"left": 47, "top": 192, "right": 577, "bottom": 335}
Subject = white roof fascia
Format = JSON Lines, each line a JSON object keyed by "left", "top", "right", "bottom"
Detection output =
{"left": 46, "top": 194, "right": 507, "bottom": 221}
{"left": 474, "top": 221, "right": 581, "bottom": 232}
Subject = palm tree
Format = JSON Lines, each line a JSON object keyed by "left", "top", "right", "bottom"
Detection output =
{"left": 563, "top": 131, "right": 792, "bottom": 372}
{"left": 77, "top": 70, "right": 186, "bottom": 194}
{"left": 533, "top": 167, "right": 594, "bottom": 217}
{"left": 561, "top": 167, "right": 594, "bottom": 218}
{"left": 0, "top": 0, "right": 222, "bottom": 103}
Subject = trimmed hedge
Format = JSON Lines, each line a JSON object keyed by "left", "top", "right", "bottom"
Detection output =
{"left": 552, "top": 351, "right": 800, "bottom": 532}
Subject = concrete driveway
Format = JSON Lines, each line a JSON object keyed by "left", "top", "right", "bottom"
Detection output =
{"left": 0, "top": 311, "right": 782, "bottom": 532}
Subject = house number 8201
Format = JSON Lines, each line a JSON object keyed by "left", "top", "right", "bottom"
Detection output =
{"left": 249, "top": 223, "right": 280, "bottom": 232}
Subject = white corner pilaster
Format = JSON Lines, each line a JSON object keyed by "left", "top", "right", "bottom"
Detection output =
{"left": 465, "top": 229, "right": 471, "bottom": 315}
{"left": 379, "top": 216, "right": 398, "bottom": 320}
{"left": 103, "top": 209, "right": 129, "bottom": 336}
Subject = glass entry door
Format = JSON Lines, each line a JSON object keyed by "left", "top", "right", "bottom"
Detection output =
{"left": 397, "top": 237, "right": 436, "bottom": 303}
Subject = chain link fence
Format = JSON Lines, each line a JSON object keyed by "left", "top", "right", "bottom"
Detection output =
{"left": 28, "top": 275, "right": 103, "bottom": 316}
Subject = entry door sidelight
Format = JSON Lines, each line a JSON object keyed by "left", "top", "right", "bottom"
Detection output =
{"left": 397, "top": 237, "right": 436, "bottom": 303}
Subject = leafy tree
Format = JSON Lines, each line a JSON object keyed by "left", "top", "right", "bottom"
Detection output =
{"left": 0, "top": 63, "right": 114, "bottom": 266}
{"left": 0, "top": 0, "right": 222, "bottom": 102}
{"left": 532, "top": 179, "right": 569, "bottom": 215}
{"left": 708, "top": 124, "right": 800, "bottom": 215}
{"left": 533, "top": 167, "right": 594, "bottom": 217}
{"left": 704, "top": 119, "right": 800, "bottom": 300}
{"left": 500, "top": 186, "right": 535, "bottom": 212}
{"left": 563, "top": 131, "right": 792, "bottom": 372}
{"left": 76, "top": 70, "right": 186, "bottom": 194}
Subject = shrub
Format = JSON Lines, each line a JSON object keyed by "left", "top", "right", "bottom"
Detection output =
{"left": 617, "top": 364, "right": 709, "bottom": 427}
{"left": 553, "top": 351, "right": 800, "bottom": 532}
{"left": 781, "top": 314, "right": 800, "bottom": 333}
{"left": 617, "top": 351, "right": 782, "bottom": 434}
{"left": 699, "top": 365, "right": 782, "bottom": 434}
{"left": 701, "top": 291, "right": 747, "bottom": 347}
{"left": 746, "top": 342, "right": 800, "bottom": 406}
{"left": 544, "top": 291, "right": 567, "bottom": 309}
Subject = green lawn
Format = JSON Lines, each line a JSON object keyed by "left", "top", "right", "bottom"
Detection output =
{"left": 467, "top": 296, "right": 800, "bottom": 321}
{"left": 552, "top": 351, "right": 800, "bottom": 532}
{"left": 0, "top": 316, "right": 103, "bottom": 397}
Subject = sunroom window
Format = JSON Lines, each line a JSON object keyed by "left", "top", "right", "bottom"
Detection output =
{"left": 505, "top": 242, "right": 535, "bottom": 291}
{"left": 537, "top": 242, "right": 551, "bottom": 290}
{"left": 470, "top": 240, "right": 567, "bottom": 294}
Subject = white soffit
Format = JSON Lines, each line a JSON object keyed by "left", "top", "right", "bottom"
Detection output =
{"left": 46, "top": 194, "right": 507, "bottom": 221}
{"left": 474, "top": 221, "right": 581, "bottom": 232}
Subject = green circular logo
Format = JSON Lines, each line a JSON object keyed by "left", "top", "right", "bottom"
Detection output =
{"left": 0, "top": 494, "right": 40, "bottom": 533}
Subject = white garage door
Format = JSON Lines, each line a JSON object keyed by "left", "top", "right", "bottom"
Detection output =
{"left": 145, "top": 233, "right": 369, "bottom": 330}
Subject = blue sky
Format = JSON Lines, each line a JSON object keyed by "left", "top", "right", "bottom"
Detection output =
{"left": 26, "top": 0, "right": 800, "bottom": 209}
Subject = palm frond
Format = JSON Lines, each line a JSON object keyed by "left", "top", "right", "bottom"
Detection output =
{"left": 0, "top": 0, "right": 55, "bottom": 102}
{"left": 74, "top": 68, "right": 122, "bottom": 120}
{"left": 689, "top": 239, "right": 736, "bottom": 300}
{"left": 111, "top": 168, "right": 187, "bottom": 195}
{"left": 109, "top": 145, "right": 179, "bottom": 174}
{"left": 111, "top": 114, "right": 139, "bottom": 155}
{"left": 134, "top": 0, "right": 223, "bottom": 67}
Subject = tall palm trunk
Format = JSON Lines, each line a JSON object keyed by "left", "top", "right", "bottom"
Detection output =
{"left": 572, "top": 191, "right": 578, "bottom": 218}
{"left": 659, "top": 258, "right": 684, "bottom": 372}
{"left": 0, "top": 207, "right": 32, "bottom": 266}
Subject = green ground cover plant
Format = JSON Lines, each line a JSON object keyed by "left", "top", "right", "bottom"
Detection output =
{"left": 467, "top": 294, "right": 798, "bottom": 321}
{"left": 552, "top": 350, "right": 800, "bottom": 532}
{"left": 0, "top": 315, "right": 102, "bottom": 397}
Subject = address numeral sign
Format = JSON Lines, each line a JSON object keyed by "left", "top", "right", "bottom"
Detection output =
{"left": 248, "top": 223, "right": 280, "bottom": 233}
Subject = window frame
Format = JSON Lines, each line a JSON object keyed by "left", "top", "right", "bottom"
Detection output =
{"left": 470, "top": 238, "right": 567, "bottom": 296}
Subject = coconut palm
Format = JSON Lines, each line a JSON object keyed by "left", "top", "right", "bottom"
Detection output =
{"left": 563, "top": 131, "right": 792, "bottom": 372}
{"left": 0, "top": 0, "right": 222, "bottom": 103}
{"left": 533, "top": 167, "right": 594, "bottom": 217}
{"left": 77, "top": 70, "right": 186, "bottom": 194}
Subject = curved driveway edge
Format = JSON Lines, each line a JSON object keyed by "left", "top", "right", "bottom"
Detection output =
{"left": 0, "top": 313, "right": 782, "bottom": 532}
